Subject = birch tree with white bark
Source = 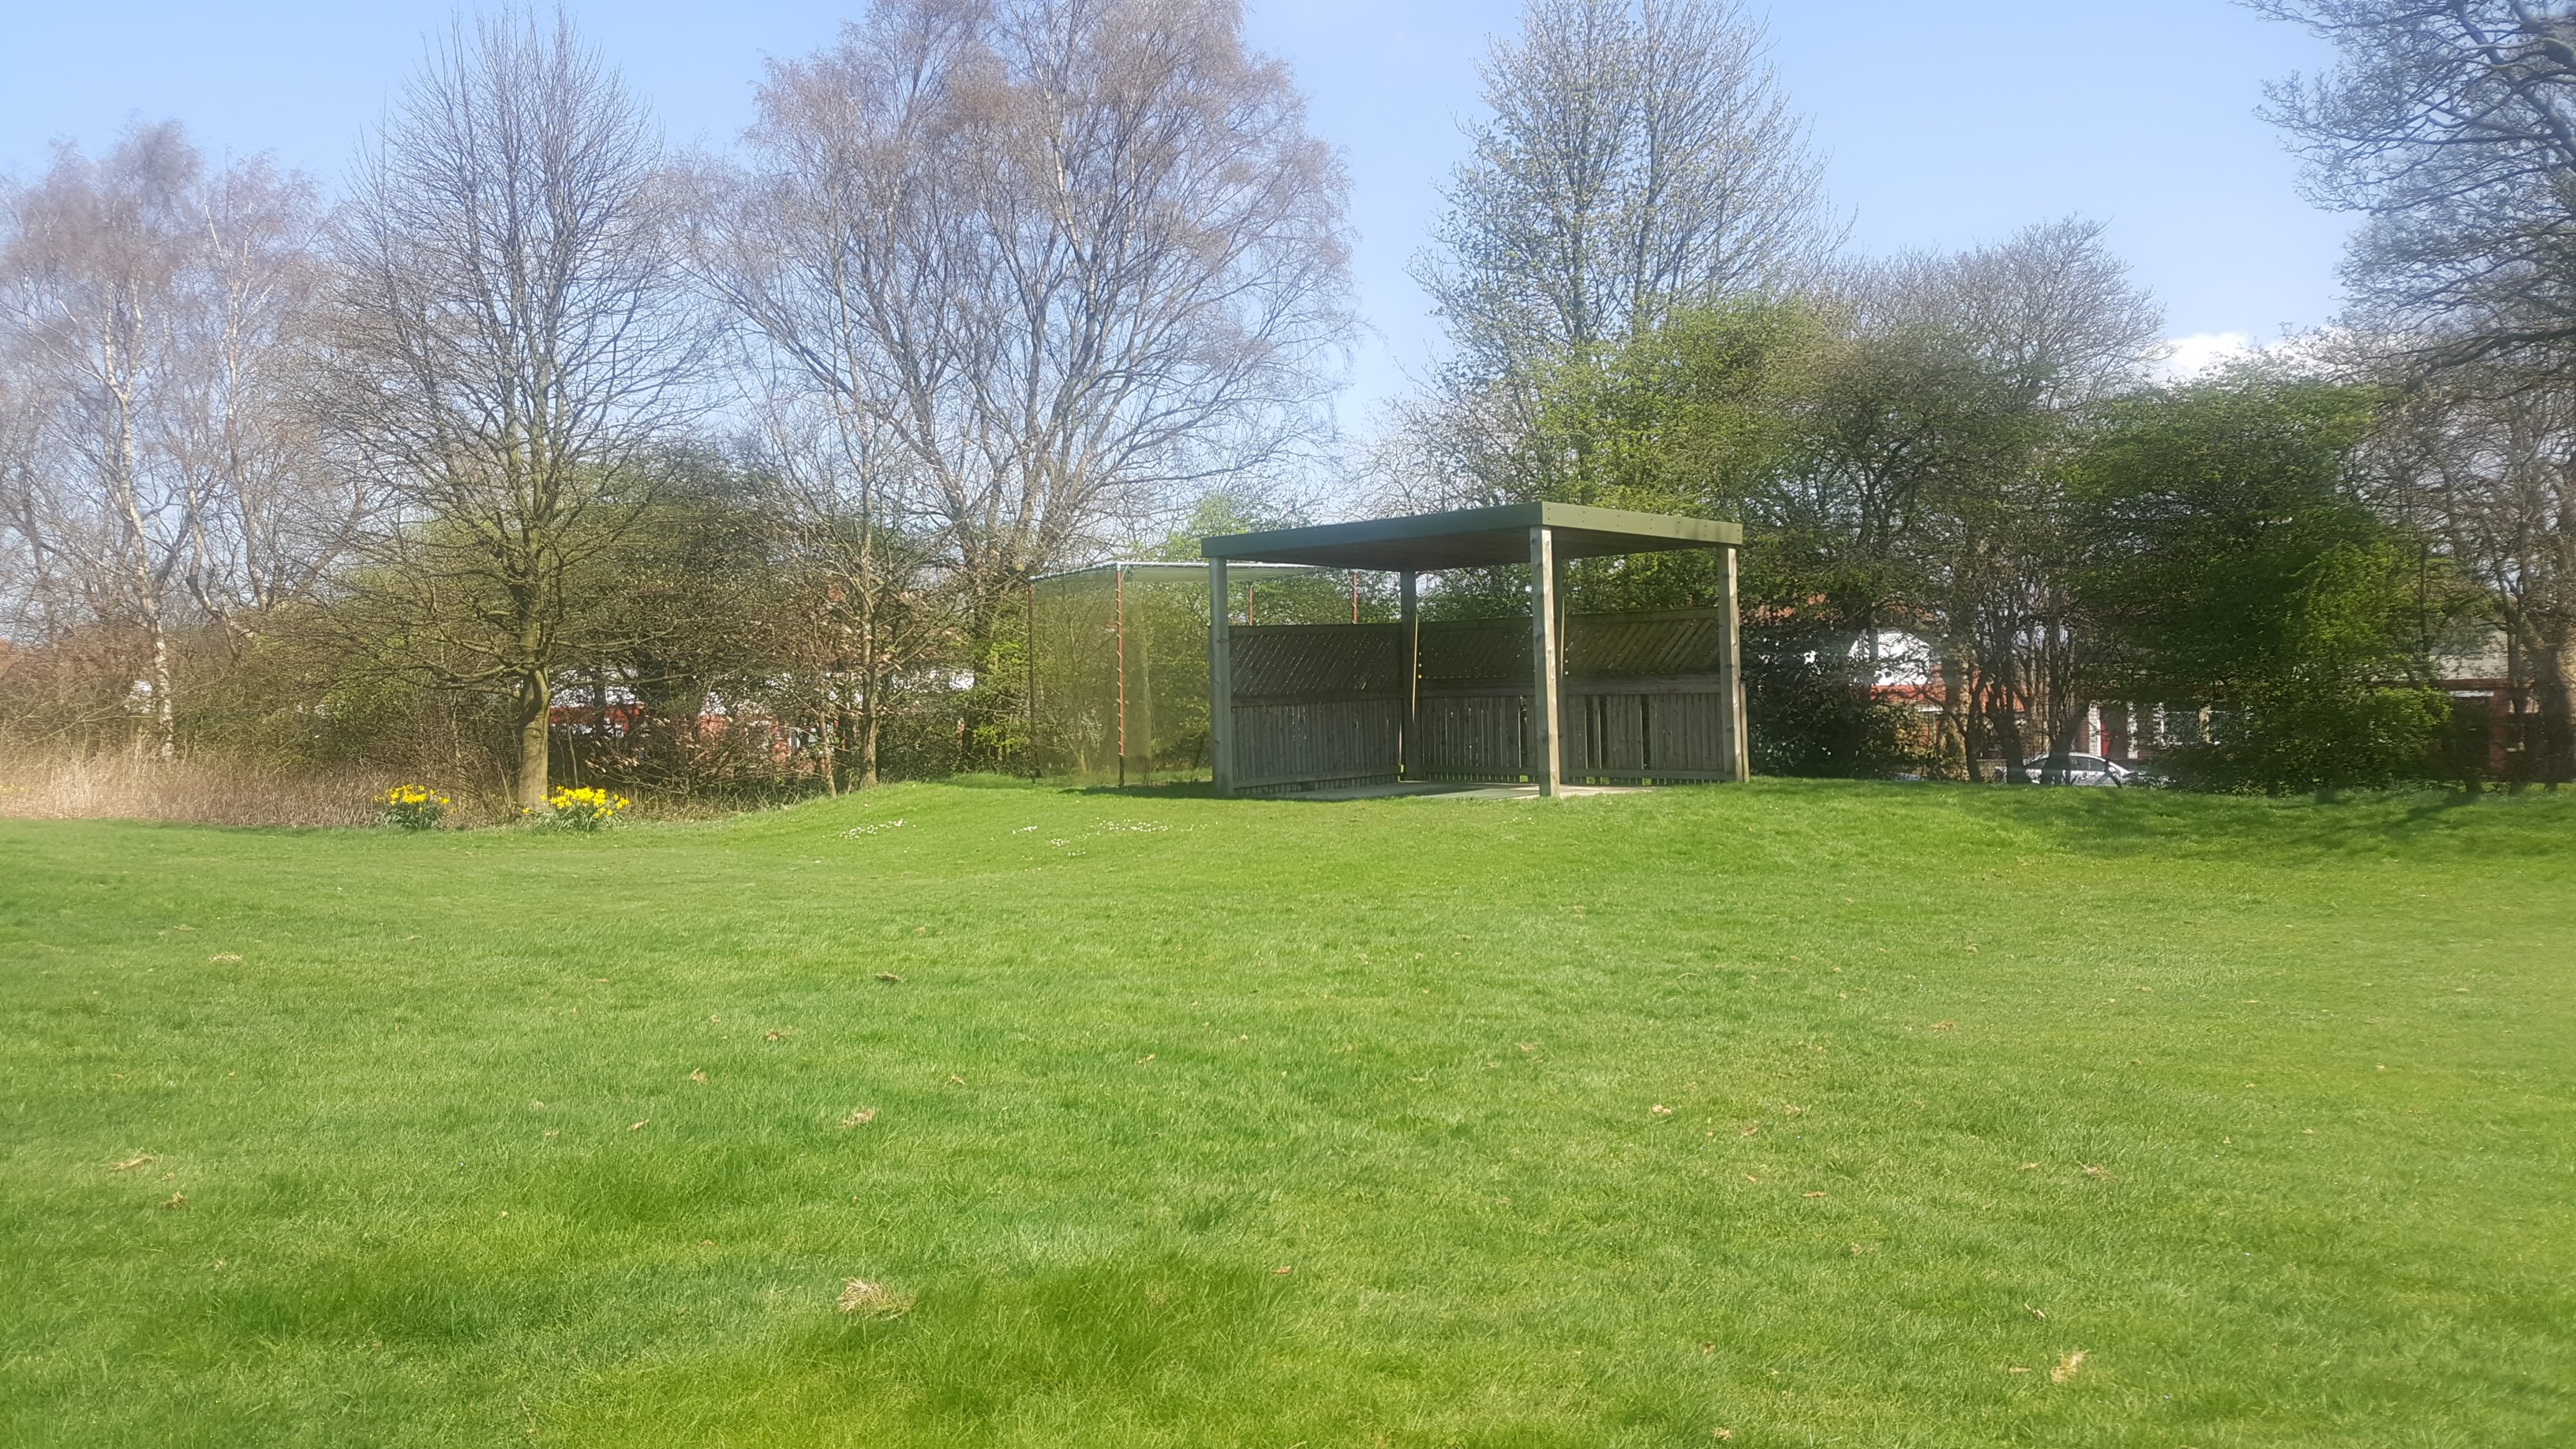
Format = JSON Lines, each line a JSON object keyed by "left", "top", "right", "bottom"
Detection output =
{"left": 0, "top": 124, "right": 343, "bottom": 752}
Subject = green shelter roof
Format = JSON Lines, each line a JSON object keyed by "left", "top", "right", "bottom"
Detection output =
{"left": 1200, "top": 503, "right": 1743, "bottom": 571}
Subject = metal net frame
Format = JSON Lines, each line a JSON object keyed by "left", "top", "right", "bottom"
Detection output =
{"left": 1026, "top": 562, "right": 1328, "bottom": 785}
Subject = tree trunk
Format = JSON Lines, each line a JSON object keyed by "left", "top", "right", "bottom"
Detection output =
{"left": 107, "top": 376, "right": 176, "bottom": 762}
{"left": 514, "top": 671, "right": 552, "bottom": 813}
{"left": 859, "top": 690, "right": 881, "bottom": 789}
{"left": 2536, "top": 619, "right": 2576, "bottom": 788}
{"left": 2043, "top": 704, "right": 2084, "bottom": 784}
{"left": 856, "top": 616, "right": 881, "bottom": 791}
{"left": 139, "top": 590, "right": 174, "bottom": 761}
{"left": 1938, "top": 653, "right": 1972, "bottom": 780}
{"left": 1991, "top": 658, "right": 2030, "bottom": 784}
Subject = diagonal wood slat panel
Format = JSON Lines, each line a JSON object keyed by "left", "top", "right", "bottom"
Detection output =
{"left": 1231, "top": 624, "right": 1402, "bottom": 701}
{"left": 1566, "top": 608, "right": 1729, "bottom": 677}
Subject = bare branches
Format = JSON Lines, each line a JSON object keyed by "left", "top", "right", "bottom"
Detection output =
{"left": 0, "top": 124, "right": 343, "bottom": 751}
{"left": 1418, "top": 0, "right": 1835, "bottom": 383}
{"left": 710, "top": 0, "right": 1354, "bottom": 644}
{"left": 2262, "top": 0, "right": 2576, "bottom": 373}
{"left": 315, "top": 9, "right": 699, "bottom": 807}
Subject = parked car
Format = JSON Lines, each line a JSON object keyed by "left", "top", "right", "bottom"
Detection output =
{"left": 2008, "top": 753, "right": 2144, "bottom": 787}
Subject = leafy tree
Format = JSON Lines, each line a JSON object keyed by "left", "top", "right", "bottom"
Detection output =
{"left": 2076, "top": 369, "right": 2449, "bottom": 792}
{"left": 1508, "top": 297, "right": 1931, "bottom": 774}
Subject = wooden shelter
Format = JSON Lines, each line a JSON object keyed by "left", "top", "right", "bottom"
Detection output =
{"left": 1201, "top": 503, "right": 1748, "bottom": 796}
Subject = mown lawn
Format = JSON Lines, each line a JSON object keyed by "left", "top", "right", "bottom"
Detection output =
{"left": 0, "top": 779, "right": 2569, "bottom": 1447}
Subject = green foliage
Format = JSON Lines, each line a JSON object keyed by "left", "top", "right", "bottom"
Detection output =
{"left": 1526, "top": 298, "right": 1818, "bottom": 516}
{"left": 2076, "top": 370, "right": 2448, "bottom": 792}
{"left": 1739, "top": 620, "right": 1917, "bottom": 778}
{"left": 1515, "top": 301, "right": 2031, "bottom": 777}
{"left": 1151, "top": 492, "right": 1301, "bottom": 558}
{"left": 4, "top": 782, "right": 2571, "bottom": 1443}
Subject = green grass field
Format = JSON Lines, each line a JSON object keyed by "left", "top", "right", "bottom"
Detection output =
{"left": 2, "top": 780, "right": 2570, "bottom": 1447}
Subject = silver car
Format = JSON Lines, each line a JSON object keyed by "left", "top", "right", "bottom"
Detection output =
{"left": 2016, "top": 753, "right": 2140, "bottom": 787}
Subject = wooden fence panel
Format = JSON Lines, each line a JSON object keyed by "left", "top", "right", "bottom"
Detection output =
{"left": 1231, "top": 698, "right": 1402, "bottom": 792}
{"left": 1565, "top": 608, "right": 1728, "bottom": 676}
{"left": 1419, "top": 617, "right": 1528, "bottom": 684}
{"left": 1558, "top": 677, "right": 1737, "bottom": 781}
{"left": 1419, "top": 687, "right": 1527, "bottom": 781}
{"left": 1230, "top": 623, "right": 1403, "bottom": 791}
{"left": 1226, "top": 609, "right": 1737, "bottom": 791}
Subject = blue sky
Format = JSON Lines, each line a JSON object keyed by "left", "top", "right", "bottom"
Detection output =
{"left": 1, "top": 1, "right": 2349, "bottom": 426}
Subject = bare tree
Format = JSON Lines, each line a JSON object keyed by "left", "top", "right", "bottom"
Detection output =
{"left": 2260, "top": 2, "right": 2576, "bottom": 777}
{"left": 169, "top": 159, "right": 358, "bottom": 635}
{"left": 683, "top": 81, "right": 947, "bottom": 789}
{"left": 1862, "top": 218, "right": 2164, "bottom": 409}
{"left": 747, "top": 391, "right": 946, "bottom": 789}
{"left": 1418, "top": 0, "right": 1835, "bottom": 383}
{"left": 317, "top": 9, "right": 699, "bottom": 811}
{"left": 2261, "top": 1, "right": 2576, "bottom": 374}
{"left": 2372, "top": 376, "right": 2576, "bottom": 780}
{"left": 2, "top": 125, "right": 219, "bottom": 754}
{"left": 708, "top": 0, "right": 1354, "bottom": 763}
{"left": 1860, "top": 219, "right": 2163, "bottom": 778}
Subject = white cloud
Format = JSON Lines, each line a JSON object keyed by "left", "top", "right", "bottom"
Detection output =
{"left": 2156, "top": 331, "right": 2260, "bottom": 381}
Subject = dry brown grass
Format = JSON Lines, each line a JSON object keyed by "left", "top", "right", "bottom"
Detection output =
{"left": 833, "top": 1279, "right": 912, "bottom": 1319}
{"left": 0, "top": 747, "right": 489, "bottom": 828}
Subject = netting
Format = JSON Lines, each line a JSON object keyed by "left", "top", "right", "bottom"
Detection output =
{"left": 1032, "top": 563, "right": 1739, "bottom": 789}
{"left": 1028, "top": 562, "right": 1331, "bottom": 785}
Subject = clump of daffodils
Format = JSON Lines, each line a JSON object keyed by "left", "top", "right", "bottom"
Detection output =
{"left": 381, "top": 784, "right": 450, "bottom": 831}
{"left": 537, "top": 785, "right": 630, "bottom": 832}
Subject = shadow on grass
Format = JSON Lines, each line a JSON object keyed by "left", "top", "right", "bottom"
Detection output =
{"left": 1875, "top": 777, "right": 2572, "bottom": 863}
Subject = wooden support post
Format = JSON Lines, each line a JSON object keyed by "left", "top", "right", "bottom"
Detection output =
{"left": 1025, "top": 578, "right": 1039, "bottom": 780}
{"left": 1530, "top": 526, "right": 1562, "bottom": 796}
{"left": 1399, "top": 569, "right": 1420, "bottom": 780}
{"left": 1114, "top": 564, "right": 1127, "bottom": 788}
{"left": 1716, "top": 543, "right": 1749, "bottom": 782}
{"left": 1208, "top": 556, "right": 1234, "bottom": 795}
